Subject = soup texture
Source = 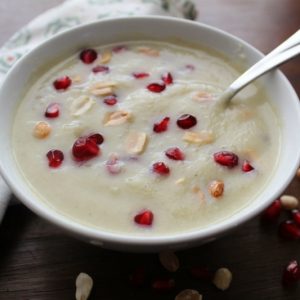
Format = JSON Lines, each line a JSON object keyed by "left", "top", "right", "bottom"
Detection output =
{"left": 12, "top": 41, "right": 281, "bottom": 236}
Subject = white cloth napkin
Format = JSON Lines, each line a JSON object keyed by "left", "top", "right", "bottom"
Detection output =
{"left": 0, "top": 0, "right": 197, "bottom": 222}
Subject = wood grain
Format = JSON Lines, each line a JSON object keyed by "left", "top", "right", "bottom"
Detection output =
{"left": 1, "top": 1, "right": 300, "bottom": 299}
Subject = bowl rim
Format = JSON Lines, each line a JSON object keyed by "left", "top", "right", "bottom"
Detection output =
{"left": 1, "top": 15, "right": 300, "bottom": 248}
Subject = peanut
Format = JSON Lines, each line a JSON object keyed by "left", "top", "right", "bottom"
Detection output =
{"left": 125, "top": 131, "right": 147, "bottom": 155}
{"left": 213, "top": 267, "right": 232, "bottom": 291}
{"left": 280, "top": 195, "right": 299, "bottom": 210}
{"left": 209, "top": 180, "right": 224, "bottom": 198}
{"left": 175, "top": 289, "right": 203, "bottom": 300}
{"left": 159, "top": 251, "right": 180, "bottom": 272}
{"left": 75, "top": 272, "right": 93, "bottom": 300}
{"left": 33, "top": 121, "right": 51, "bottom": 139}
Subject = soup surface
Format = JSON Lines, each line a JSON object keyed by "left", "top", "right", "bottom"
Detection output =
{"left": 13, "top": 41, "right": 281, "bottom": 236}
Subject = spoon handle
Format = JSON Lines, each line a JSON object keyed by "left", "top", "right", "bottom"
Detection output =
{"left": 221, "top": 29, "right": 300, "bottom": 105}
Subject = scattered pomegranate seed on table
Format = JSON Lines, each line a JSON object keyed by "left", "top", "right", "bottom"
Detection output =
{"left": 291, "top": 209, "right": 300, "bottom": 226}
{"left": 92, "top": 65, "right": 109, "bottom": 73}
{"left": 103, "top": 95, "right": 118, "bottom": 106}
{"left": 152, "top": 278, "right": 175, "bottom": 292}
{"left": 242, "top": 160, "right": 254, "bottom": 172}
{"left": 79, "top": 48, "right": 98, "bottom": 64}
{"left": 152, "top": 162, "right": 170, "bottom": 176}
{"left": 176, "top": 114, "right": 197, "bottom": 129}
{"left": 213, "top": 151, "right": 239, "bottom": 168}
{"left": 189, "top": 266, "right": 213, "bottom": 280}
{"left": 165, "top": 147, "right": 185, "bottom": 161}
{"left": 46, "top": 150, "right": 64, "bottom": 168}
{"left": 278, "top": 220, "right": 300, "bottom": 240}
{"left": 133, "top": 72, "right": 149, "bottom": 79}
{"left": 261, "top": 199, "right": 282, "bottom": 222}
{"left": 147, "top": 82, "right": 166, "bottom": 93}
{"left": 153, "top": 117, "right": 170, "bottom": 133}
{"left": 282, "top": 260, "right": 300, "bottom": 286}
{"left": 134, "top": 210, "right": 154, "bottom": 226}
{"left": 53, "top": 76, "right": 72, "bottom": 90}
{"left": 45, "top": 103, "right": 60, "bottom": 118}
{"left": 129, "top": 267, "right": 146, "bottom": 287}
{"left": 161, "top": 72, "right": 173, "bottom": 85}
{"left": 72, "top": 135, "right": 100, "bottom": 162}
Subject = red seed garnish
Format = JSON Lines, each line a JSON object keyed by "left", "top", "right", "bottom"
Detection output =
{"left": 147, "top": 83, "right": 166, "bottom": 93}
{"left": 79, "top": 49, "right": 98, "bottom": 64}
{"left": 72, "top": 136, "right": 100, "bottom": 162}
{"left": 152, "top": 278, "right": 175, "bottom": 292}
{"left": 92, "top": 65, "right": 109, "bottom": 73}
{"left": 186, "top": 64, "right": 195, "bottom": 71}
{"left": 291, "top": 209, "right": 300, "bottom": 226}
{"left": 189, "top": 266, "right": 213, "bottom": 281}
{"left": 45, "top": 103, "right": 60, "bottom": 118}
{"left": 46, "top": 150, "right": 64, "bottom": 168}
{"left": 261, "top": 199, "right": 282, "bottom": 222}
{"left": 88, "top": 133, "right": 104, "bottom": 145}
{"left": 213, "top": 151, "right": 239, "bottom": 168}
{"left": 106, "top": 154, "right": 122, "bottom": 175}
{"left": 242, "top": 160, "right": 254, "bottom": 172}
{"left": 112, "top": 45, "right": 128, "bottom": 53}
{"left": 176, "top": 114, "right": 197, "bottom": 129}
{"left": 129, "top": 267, "right": 146, "bottom": 287}
{"left": 152, "top": 162, "right": 170, "bottom": 176}
{"left": 53, "top": 76, "right": 72, "bottom": 90}
{"left": 282, "top": 260, "right": 300, "bottom": 286}
{"left": 161, "top": 72, "right": 173, "bottom": 85}
{"left": 278, "top": 220, "right": 300, "bottom": 240}
{"left": 165, "top": 147, "right": 185, "bottom": 161}
{"left": 153, "top": 117, "right": 170, "bottom": 133}
{"left": 133, "top": 72, "right": 149, "bottom": 79}
{"left": 134, "top": 210, "right": 154, "bottom": 226}
{"left": 103, "top": 95, "right": 118, "bottom": 106}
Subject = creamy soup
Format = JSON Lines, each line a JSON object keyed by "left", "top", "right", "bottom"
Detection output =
{"left": 12, "top": 41, "right": 281, "bottom": 236}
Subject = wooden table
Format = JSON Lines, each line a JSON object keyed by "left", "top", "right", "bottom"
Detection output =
{"left": 0, "top": 1, "right": 300, "bottom": 299}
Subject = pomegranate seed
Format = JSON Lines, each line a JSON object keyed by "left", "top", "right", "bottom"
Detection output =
{"left": 72, "top": 136, "right": 100, "bottom": 162}
{"left": 88, "top": 133, "right": 104, "bottom": 145}
{"left": 129, "top": 267, "right": 146, "bottom": 287}
{"left": 79, "top": 48, "right": 98, "bottom": 64}
{"left": 92, "top": 65, "right": 109, "bottom": 73}
{"left": 53, "top": 76, "right": 72, "bottom": 90}
{"left": 282, "top": 260, "right": 300, "bottom": 286}
{"left": 153, "top": 117, "right": 170, "bottom": 133}
{"left": 147, "top": 83, "right": 166, "bottom": 93}
{"left": 45, "top": 103, "right": 60, "bottom": 118}
{"left": 106, "top": 154, "right": 123, "bottom": 175}
{"left": 165, "top": 147, "right": 185, "bottom": 161}
{"left": 186, "top": 64, "right": 195, "bottom": 71}
{"left": 152, "top": 278, "right": 175, "bottom": 292}
{"left": 213, "top": 151, "right": 239, "bottom": 168}
{"left": 189, "top": 266, "right": 213, "bottom": 281}
{"left": 134, "top": 210, "right": 154, "bottom": 226}
{"left": 46, "top": 150, "right": 64, "bottom": 168}
{"left": 278, "top": 220, "right": 300, "bottom": 240}
{"left": 161, "top": 72, "right": 173, "bottom": 85}
{"left": 176, "top": 114, "right": 197, "bottom": 129}
{"left": 242, "top": 160, "right": 254, "bottom": 172}
{"left": 152, "top": 162, "right": 170, "bottom": 176}
{"left": 261, "top": 199, "right": 282, "bottom": 222}
{"left": 103, "top": 95, "right": 118, "bottom": 106}
{"left": 112, "top": 45, "right": 127, "bottom": 53}
{"left": 291, "top": 209, "right": 300, "bottom": 226}
{"left": 133, "top": 72, "right": 149, "bottom": 79}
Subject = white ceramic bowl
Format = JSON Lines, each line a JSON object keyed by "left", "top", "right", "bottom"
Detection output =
{"left": 0, "top": 17, "right": 300, "bottom": 252}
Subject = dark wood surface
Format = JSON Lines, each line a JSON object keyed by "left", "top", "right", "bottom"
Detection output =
{"left": 1, "top": 1, "right": 300, "bottom": 299}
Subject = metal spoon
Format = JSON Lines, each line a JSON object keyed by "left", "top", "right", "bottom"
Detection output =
{"left": 220, "top": 29, "right": 300, "bottom": 106}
